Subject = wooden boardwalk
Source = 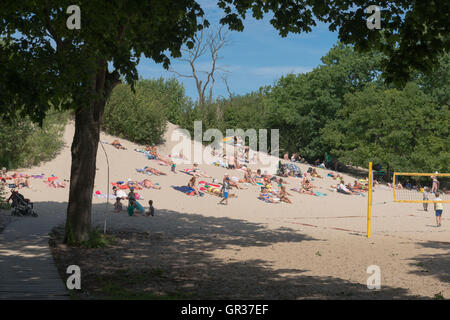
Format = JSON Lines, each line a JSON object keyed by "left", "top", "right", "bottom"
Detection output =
{"left": 0, "top": 213, "right": 70, "bottom": 300}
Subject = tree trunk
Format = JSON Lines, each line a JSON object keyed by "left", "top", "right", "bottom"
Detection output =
{"left": 64, "top": 100, "right": 104, "bottom": 243}
{"left": 64, "top": 60, "right": 115, "bottom": 244}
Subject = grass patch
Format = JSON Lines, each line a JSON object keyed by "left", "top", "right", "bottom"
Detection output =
{"left": 89, "top": 269, "right": 193, "bottom": 300}
{"left": 433, "top": 292, "right": 445, "bottom": 300}
{"left": 81, "top": 228, "right": 115, "bottom": 248}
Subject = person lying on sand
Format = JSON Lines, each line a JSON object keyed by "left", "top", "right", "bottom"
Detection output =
{"left": 187, "top": 176, "right": 200, "bottom": 197}
{"left": 337, "top": 180, "right": 356, "bottom": 195}
{"left": 47, "top": 176, "right": 66, "bottom": 188}
{"left": 225, "top": 174, "right": 246, "bottom": 190}
{"left": 112, "top": 139, "right": 126, "bottom": 150}
{"left": 126, "top": 179, "right": 139, "bottom": 189}
{"left": 311, "top": 168, "right": 323, "bottom": 178}
{"left": 259, "top": 187, "right": 280, "bottom": 203}
{"left": 191, "top": 163, "right": 212, "bottom": 178}
{"left": 16, "top": 177, "right": 31, "bottom": 189}
{"left": 144, "top": 166, "right": 167, "bottom": 176}
{"left": 156, "top": 155, "right": 172, "bottom": 165}
{"left": 139, "top": 179, "right": 161, "bottom": 190}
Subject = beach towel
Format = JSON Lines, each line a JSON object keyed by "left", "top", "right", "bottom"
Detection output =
{"left": 171, "top": 185, "right": 204, "bottom": 196}
{"left": 136, "top": 168, "right": 153, "bottom": 175}
{"left": 313, "top": 191, "right": 328, "bottom": 197}
{"left": 111, "top": 182, "right": 142, "bottom": 190}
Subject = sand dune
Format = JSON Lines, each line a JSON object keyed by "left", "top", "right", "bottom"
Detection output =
{"left": 7, "top": 121, "right": 450, "bottom": 298}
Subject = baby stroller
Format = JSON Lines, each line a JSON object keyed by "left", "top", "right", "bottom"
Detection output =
{"left": 9, "top": 190, "right": 38, "bottom": 217}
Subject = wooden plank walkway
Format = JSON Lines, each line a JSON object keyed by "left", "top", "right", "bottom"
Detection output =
{"left": 0, "top": 213, "right": 70, "bottom": 300}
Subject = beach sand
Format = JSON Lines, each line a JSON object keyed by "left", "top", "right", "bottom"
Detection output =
{"left": 7, "top": 121, "right": 449, "bottom": 299}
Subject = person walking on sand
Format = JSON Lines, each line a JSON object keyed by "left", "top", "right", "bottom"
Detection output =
{"left": 218, "top": 176, "right": 231, "bottom": 205}
{"left": 434, "top": 192, "right": 444, "bottom": 227}
{"left": 423, "top": 187, "right": 429, "bottom": 212}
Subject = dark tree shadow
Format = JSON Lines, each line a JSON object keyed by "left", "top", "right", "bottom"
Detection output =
{"left": 408, "top": 241, "right": 450, "bottom": 284}
{"left": 15, "top": 201, "right": 424, "bottom": 299}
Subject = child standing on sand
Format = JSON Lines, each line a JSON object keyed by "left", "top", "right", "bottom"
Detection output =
{"left": 218, "top": 177, "right": 230, "bottom": 205}
{"left": 146, "top": 200, "right": 155, "bottom": 216}
{"left": 434, "top": 192, "right": 444, "bottom": 227}
{"left": 171, "top": 161, "right": 176, "bottom": 174}
{"left": 114, "top": 197, "right": 123, "bottom": 212}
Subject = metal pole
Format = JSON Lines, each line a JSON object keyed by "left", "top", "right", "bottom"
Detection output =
{"left": 100, "top": 141, "right": 110, "bottom": 234}
{"left": 367, "top": 162, "right": 373, "bottom": 238}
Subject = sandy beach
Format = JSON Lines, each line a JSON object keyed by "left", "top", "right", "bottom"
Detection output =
{"left": 3, "top": 121, "right": 449, "bottom": 299}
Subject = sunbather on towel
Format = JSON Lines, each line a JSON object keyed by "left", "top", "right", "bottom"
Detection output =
{"left": 187, "top": 176, "right": 200, "bottom": 196}
{"left": 311, "top": 168, "right": 323, "bottom": 178}
{"left": 144, "top": 166, "right": 167, "bottom": 176}
{"left": 337, "top": 181, "right": 354, "bottom": 195}
{"left": 47, "top": 176, "right": 66, "bottom": 188}
{"left": 16, "top": 177, "right": 31, "bottom": 189}
{"left": 190, "top": 163, "right": 212, "bottom": 178}
{"left": 259, "top": 187, "right": 280, "bottom": 203}
{"left": 139, "top": 179, "right": 161, "bottom": 190}
{"left": 112, "top": 139, "right": 126, "bottom": 150}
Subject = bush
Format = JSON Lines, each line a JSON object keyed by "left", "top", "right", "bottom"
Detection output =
{"left": 81, "top": 228, "right": 114, "bottom": 248}
{"left": 0, "top": 187, "right": 11, "bottom": 209}
{"left": 103, "top": 80, "right": 173, "bottom": 145}
{"left": 0, "top": 111, "right": 68, "bottom": 169}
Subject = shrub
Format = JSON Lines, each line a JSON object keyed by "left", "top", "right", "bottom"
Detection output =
{"left": 0, "top": 111, "right": 68, "bottom": 169}
{"left": 103, "top": 81, "right": 170, "bottom": 145}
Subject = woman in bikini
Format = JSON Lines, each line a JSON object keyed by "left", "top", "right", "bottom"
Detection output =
{"left": 187, "top": 176, "right": 200, "bottom": 196}
{"left": 144, "top": 166, "right": 167, "bottom": 176}
{"left": 140, "top": 179, "right": 161, "bottom": 190}
{"left": 244, "top": 168, "right": 256, "bottom": 185}
{"left": 279, "top": 186, "right": 292, "bottom": 204}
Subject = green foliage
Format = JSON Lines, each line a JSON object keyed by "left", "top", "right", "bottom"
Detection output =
{"left": 0, "top": 111, "right": 68, "bottom": 169}
{"left": 322, "top": 83, "right": 450, "bottom": 173}
{"left": 0, "top": 187, "right": 11, "bottom": 210}
{"left": 264, "top": 43, "right": 383, "bottom": 160}
{"left": 103, "top": 80, "right": 172, "bottom": 145}
{"left": 81, "top": 228, "right": 113, "bottom": 249}
{"left": 433, "top": 292, "right": 445, "bottom": 300}
{"left": 177, "top": 43, "right": 449, "bottom": 175}
{"left": 136, "top": 77, "right": 193, "bottom": 124}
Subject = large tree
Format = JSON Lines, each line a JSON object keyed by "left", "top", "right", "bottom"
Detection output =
{"left": 1, "top": 0, "right": 449, "bottom": 243}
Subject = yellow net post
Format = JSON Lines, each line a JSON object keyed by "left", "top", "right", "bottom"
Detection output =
{"left": 367, "top": 162, "right": 373, "bottom": 238}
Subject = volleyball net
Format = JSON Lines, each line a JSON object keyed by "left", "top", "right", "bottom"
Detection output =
{"left": 393, "top": 172, "right": 450, "bottom": 203}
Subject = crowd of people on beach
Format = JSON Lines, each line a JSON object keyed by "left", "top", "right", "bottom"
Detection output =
{"left": 1, "top": 138, "right": 446, "bottom": 226}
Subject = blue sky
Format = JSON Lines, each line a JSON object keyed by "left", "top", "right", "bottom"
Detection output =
{"left": 137, "top": 1, "right": 338, "bottom": 101}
